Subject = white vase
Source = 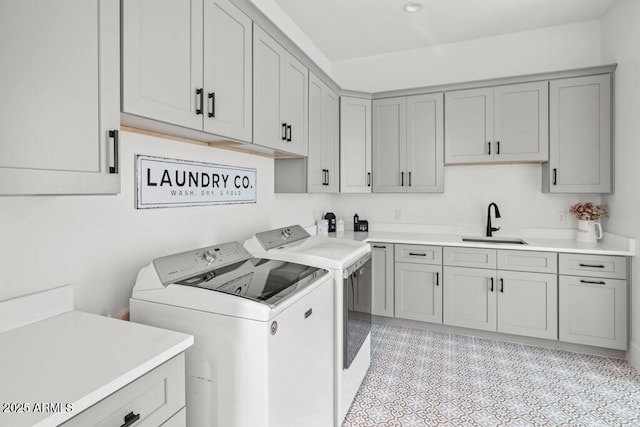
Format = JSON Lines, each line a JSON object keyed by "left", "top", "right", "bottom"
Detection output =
{"left": 576, "top": 220, "right": 603, "bottom": 243}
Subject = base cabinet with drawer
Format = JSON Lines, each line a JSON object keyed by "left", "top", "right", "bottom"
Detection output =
{"left": 371, "top": 243, "right": 394, "bottom": 317}
{"left": 394, "top": 245, "right": 443, "bottom": 323}
{"left": 443, "top": 247, "right": 558, "bottom": 340}
{"left": 62, "top": 353, "right": 186, "bottom": 427}
{"left": 559, "top": 253, "right": 628, "bottom": 350}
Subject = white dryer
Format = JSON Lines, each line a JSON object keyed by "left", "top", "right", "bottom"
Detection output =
{"left": 130, "top": 241, "right": 334, "bottom": 427}
{"left": 245, "top": 225, "right": 372, "bottom": 426}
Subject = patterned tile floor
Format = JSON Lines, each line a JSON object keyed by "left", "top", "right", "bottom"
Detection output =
{"left": 343, "top": 322, "right": 640, "bottom": 426}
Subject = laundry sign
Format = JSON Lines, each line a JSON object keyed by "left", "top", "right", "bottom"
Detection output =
{"left": 136, "top": 155, "right": 257, "bottom": 209}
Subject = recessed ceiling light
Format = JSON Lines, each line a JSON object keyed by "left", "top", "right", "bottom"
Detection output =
{"left": 403, "top": 2, "right": 423, "bottom": 13}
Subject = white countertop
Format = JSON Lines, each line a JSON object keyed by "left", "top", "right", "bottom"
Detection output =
{"left": 0, "top": 311, "right": 193, "bottom": 427}
{"left": 329, "top": 230, "right": 634, "bottom": 256}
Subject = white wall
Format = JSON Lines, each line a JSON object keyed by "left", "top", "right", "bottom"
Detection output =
{"left": 332, "top": 20, "right": 603, "bottom": 93}
{"left": 601, "top": 0, "right": 640, "bottom": 368}
{"left": 0, "top": 131, "right": 329, "bottom": 316}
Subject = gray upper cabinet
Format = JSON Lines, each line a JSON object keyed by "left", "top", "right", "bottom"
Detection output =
{"left": 122, "top": 0, "right": 252, "bottom": 142}
{"left": 445, "top": 82, "right": 549, "bottom": 164}
{"left": 372, "top": 93, "right": 444, "bottom": 193}
{"left": 340, "top": 97, "right": 372, "bottom": 193}
{"left": 0, "top": 0, "right": 120, "bottom": 195}
{"left": 253, "top": 24, "right": 308, "bottom": 156}
{"left": 543, "top": 74, "right": 612, "bottom": 193}
{"left": 307, "top": 73, "right": 339, "bottom": 193}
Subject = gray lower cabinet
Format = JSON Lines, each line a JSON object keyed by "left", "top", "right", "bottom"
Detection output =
{"left": 62, "top": 354, "right": 186, "bottom": 426}
{"left": 371, "top": 243, "right": 394, "bottom": 317}
{"left": 543, "top": 74, "right": 612, "bottom": 193}
{"left": 559, "top": 253, "right": 627, "bottom": 350}
{"left": 394, "top": 245, "right": 443, "bottom": 323}
{"left": 0, "top": 0, "right": 120, "bottom": 195}
{"left": 443, "top": 248, "right": 558, "bottom": 339}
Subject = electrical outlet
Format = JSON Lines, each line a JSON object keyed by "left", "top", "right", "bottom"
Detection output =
{"left": 557, "top": 211, "right": 567, "bottom": 225}
{"left": 394, "top": 209, "right": 402, "bottom": 221}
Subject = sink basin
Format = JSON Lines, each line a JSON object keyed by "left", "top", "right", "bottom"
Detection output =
{"left": 462, "top": 236, "right": 527, "bottom": 245}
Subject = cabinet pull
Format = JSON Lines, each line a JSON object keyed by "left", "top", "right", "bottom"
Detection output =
{"left": 373, "top": 245, "right": 386, "bottom": 249}
{"left": 195, "top": 88, "right": 203, "bottom": 115}
{"left": 408, "top": 171, "right": 412, "bottom": 187}
{"left": 497, "top": 141, "right": 500, "bottom": 155}
{"left": 490, "top": 277, "right": 494, "bottom": 292}
{"left": 108, "top": 130, "right": 119, "bottom": 174}
{"left": 579, "top": 263, "right": 606, "bottom": 269}
{"left": 208, "top": 92, "right": 215, "bottom": 118}
{"left": 326, "top": 169, "right": 330, "bottom": 186}
{"left": 367, "top": 172, "right": 371, "bottom": 187}
{"left": 281, "top": 123, "right": 287, "bottom": 141}
{"left": 500, "top": 278, "right": 504, "bottom": 293}
{"left": 553, "top": 168, "right": 557, "bottom": 186}
{"left": 287, "top": 124, "right": 292, "bottom": 142}
{"left": 121, "top": 411, "right": 141, "bottom": 427}
{"left": 488, "top": 142, "right": 491, "bottom": 155}
{"left": 322, "top": 169, "right": 329, "bottom": 186}
{"left": 409, "top": 252, "right": 426, "bottom": 257}
{"left": 435, "top": 271, "right": 439, "bottom": 286}
{"left": 580, "top": 279, "right": 607, "bottom": 285}
{"left": 401, "top": 171, "right": 404, "bottom": 186}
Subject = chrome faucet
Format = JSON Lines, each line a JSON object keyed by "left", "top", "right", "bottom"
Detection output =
{"left": 486, "top": 202, "right": 501, "bottom": 237}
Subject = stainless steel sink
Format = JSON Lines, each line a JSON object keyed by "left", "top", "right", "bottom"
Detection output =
{"left": 462, "top": 236, "right": 527, "bottom": 245}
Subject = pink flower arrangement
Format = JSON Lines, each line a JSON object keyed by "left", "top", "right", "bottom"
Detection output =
{"left": 570, "top": 202, "right": 608, "bottom": 221}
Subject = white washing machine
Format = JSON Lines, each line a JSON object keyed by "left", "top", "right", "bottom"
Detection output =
{"left": 130, "top": 241, "right": 334, "bottom": 427}
{"left": 244, "top": 225, "right": 372, "bottom": 426}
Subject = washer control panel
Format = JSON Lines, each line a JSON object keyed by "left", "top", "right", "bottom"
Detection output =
{"left": 254, "top": 225, "right": 310, "bottom": 250}
{"left": 153, "top": 241, "right": 252, "bottom": 285}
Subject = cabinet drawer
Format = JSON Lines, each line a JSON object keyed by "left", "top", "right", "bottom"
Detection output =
{"left": 559, "top": 253, "right": 627, "bottom": 279}
{"left": 395, "top": 244, "right": 442, "bottom": 265}
{"left": 62, "top": 353, "right": 185, "bottom": 427}
{"left": 443, "top": 247, "right": 496, "bottom": 269}
{"left": 497, "top": 250, "right": 557, "bottom": 273}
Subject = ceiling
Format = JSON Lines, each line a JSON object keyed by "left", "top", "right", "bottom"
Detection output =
{"left": 272, "top": 0, "right": 617, "bottom": 62}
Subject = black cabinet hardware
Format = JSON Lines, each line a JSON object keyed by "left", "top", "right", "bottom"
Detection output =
{"left": 322, "top": 169, "right": 329, "bottom": 186}
{"left": 108, "top": 130, "right": 119, "bottom": 174}
{"left": 553, "top": 168, "right": 557, "bottom": 185}
{"left": 195, "top": 88, "right": 203, "bottom": 115}
{"left": 500, "top": 278, "right": 504, "bottom": 293}
{"left": 497, "top": 141, "right": 500, "bottom": 155}
{"left": 490, "top": 277, "right": 494, "bottom": 292}
{"left": 580, "top": 279, "right": 607, "bottom": 285}
{"left": 286, "top": 124, "right": 292, "bottom": 142}
{"left": 401, "top": 171, "right": 404, "bottom": 186}
{"left": 208, "top": 92, "right": 215, "bottom": 118}
{"left": 121, "top": 411, "right": 140, "bottom": 427}
{"left": 409, "top": 252, "right": 426, "bottom": 257}
{"left": 408, "top": 171, "right": 412, "bottom": 186}
{"left": 281, "top": 123, "right": 287, "bottom": 140}
{"left": 367, "top": 172, "right": 371, "bottom": 187}
{"left": 373, "top": 245, "right": 386, "bottom": 249}
{"left": 326, "top": 169, "right": 330, "bottom": 185}
{"left": 435, "top": 272, "right": 439, "bottom": 286}
{"left": 579, "top": 263, "right": 606, "bottom": 268}
{"left": 488, "top": 141, "right": 491, "bottom": 155}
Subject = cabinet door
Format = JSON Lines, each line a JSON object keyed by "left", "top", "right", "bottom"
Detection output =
{"left": 340, "top": 97, "right": 372, "bottom": 193}
{"left": 395, "top": 263, "right": 442, "bottom": 323}
{"left": 372, "top": 97, "right": 406, "bottom": 192}
{"left": 494, "top": 82, "right": 549, "bottom": 162}
{"left": 559, "top": 275, "right": 627, "bottom": 350}
{"left": 0, "top": 0, "right": 120, "bottom": 195}
{"left": 406, "top": 93, "right": 444, "bottom": 192}
{"left": 444, "top": 88, "right": 493, "bottom": 164}
{"left": 371, "top": 243, "right": 394, "bottom": 317}
{"left": 253, "top": 24, "right": 286, "bottom": 150}
{"left": 122, "top": 0, "right": 203, "bottom": 131}
{"left": 545, "top": 74, "right": 612, "bottom": 193}
{"left": 283, "top": 53, "right": 309, "bottom": 156}
{"left": 497, "top": 271, "right": 557, "bottom": 340}
{"left": 308, "top": 74, "right": 338, "bottom": 193}
{"left": 203, "top": 0, "right": 252, "bottom": 142}
{"left": 443, "top": 267, "right": 497, "bottom": 331}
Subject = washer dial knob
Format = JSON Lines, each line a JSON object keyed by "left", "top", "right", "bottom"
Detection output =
{"left": 203, "top": 249, "right": 216, "bottom": 263}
